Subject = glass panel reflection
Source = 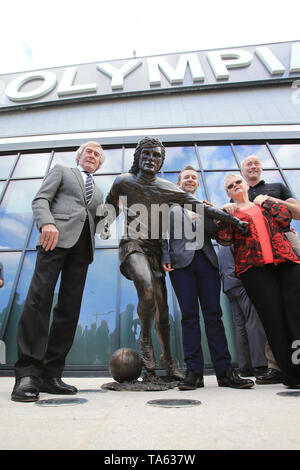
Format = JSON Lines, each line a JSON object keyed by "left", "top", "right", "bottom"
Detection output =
{"left": 234, "top": 144, "right": 276, "bottom": 168}
{"left": 95, "top": 148, "right": 122, "bottom": 174}
{"left": 204, "top": 171, "right": 236, "bottom": 207}
{"left": 0, "top": 155, "right": 17, "bottom": 179}
{"left": 124, "top": 147, "right": 199, "bottom": 173}
{"left": 4, "top": 252, "right": 37, "bottom": 364}
{"left": 283, "top": 170, "right": 300, "bottom": 200}
{"left": 67, "top": 249, "right": 119, "bottom": 366}
{"left": 94, "top": 174, "right": 117, "bottom": 201}
{"left": 95, "top": 213, "right": 123, "bottom": 248}
{"left": 0, "top": 180, "right": 42, "bottom": 249}
{"left": 50, "top": 151, "right": 75, "bottom": 169}
{"left": 271, "top": 144, "right": 300, "bottom": 168}
{"left": 163, "top": 147, "right": 199, "bottom": 171}
{"left": 0, "top": 181, "right": 5, "bottom": 199}
{"left": 4, "top": 249, "right": 119, "bottom": 366}
{"left": 261, "top": 170, "right": 284, "bottom": 184}
{"left": 197, "top": 145, "right": 238, "bottom": 170}
{"left": 12, "top": 153, "right": 50, "bottom": 178}
{"left": 165, "top": 275, "right": 183, "bottom": 366}
{"left": 124, "top": 148, "right": 135, "bottom": 172}
{"left": 0, "top": 252, "right": 22, "bottom": 335}
{"left": 163, "top": 172, "right": 206, "bottom": 201}
{"left": 290, "top": 220, "right": 300, "bottom": 238}
{"left": 119, "top": 276, "right": 141, "bottom": 353}
{"left": 27, "top": 223, "right": 40, "bottom": 249}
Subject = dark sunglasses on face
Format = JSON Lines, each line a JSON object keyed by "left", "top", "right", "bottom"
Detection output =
{"left": 227, "top": 179, "right": 243, "bottom": 190}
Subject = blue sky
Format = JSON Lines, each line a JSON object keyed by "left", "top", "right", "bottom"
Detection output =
{"left": 1, "top": 0, "right": 299, "bottom": 74}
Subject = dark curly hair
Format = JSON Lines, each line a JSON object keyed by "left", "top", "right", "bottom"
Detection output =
{"left": 128, "top": 137, "right": 165, "bottom": 175}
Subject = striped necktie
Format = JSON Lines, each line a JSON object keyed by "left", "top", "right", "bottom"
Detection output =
{"left": 83, "top": 171, "right": 93, "bottom": 203}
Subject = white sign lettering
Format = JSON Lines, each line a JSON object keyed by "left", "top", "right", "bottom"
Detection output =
{"left": 97, "top": 59, "right": 142, "bottom": 90}
{"left": 5, "top": 71, "right": 57, "bottom": 102}
{"left": 147, "top": 54, "right": 205, "bottom": 85}
{"left": 1, "top": 42, "right": 299, "bottom": 108}
{"left": 207, "top": 49, "right": 253, "bottom": 80}
{"left": 57, "top": 67, "right": 97, "bottom": 96}
{"left": 255, "top": 47, "right": 285, "bottom": 75}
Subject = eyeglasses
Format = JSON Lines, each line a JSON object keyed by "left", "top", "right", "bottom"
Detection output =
{"left": 226, "top": 179, "right": 243, "bottom": 190}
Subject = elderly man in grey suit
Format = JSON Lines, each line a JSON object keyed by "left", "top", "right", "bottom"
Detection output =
{"left": 162, "top": 166, "right": 254, "bottom": 390}
{"left": 11, "top": 142, "right": 105, "bottom": 402}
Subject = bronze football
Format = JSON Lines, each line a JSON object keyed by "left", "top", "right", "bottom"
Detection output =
{"left": 109, "top": 348, "right": 143, "bottom": 383}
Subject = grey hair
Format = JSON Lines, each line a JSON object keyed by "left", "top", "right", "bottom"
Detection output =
{"left": 75, "top": 141, "right": 106, "bottom": 169}
{"left": 224, "top": 173, "right": 246, "bottom": 191}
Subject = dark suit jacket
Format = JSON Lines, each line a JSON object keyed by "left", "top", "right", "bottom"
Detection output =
{"left": 32, "top": 165, "right": 103, "bottom": 261}
{"left": 161, "top": 205, "right": 219, "bottom": 270}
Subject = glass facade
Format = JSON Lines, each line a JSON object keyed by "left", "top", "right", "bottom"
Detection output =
{"left": 1, "top": 142, "right": 300, "bottom": 372}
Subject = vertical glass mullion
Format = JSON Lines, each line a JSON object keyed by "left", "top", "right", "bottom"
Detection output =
{"left": 266, "top": 142, "right": 295, "bottom": 197}
{"left": 0, "top": 152, "right": 21, "bottom": 206}
{"left": 194, "top": 144, "right": 211, "bottom": 202}
{"left": 230, "top": 143, "right": 242, "bottom": 170}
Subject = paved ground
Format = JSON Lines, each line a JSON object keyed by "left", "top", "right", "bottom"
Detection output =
{"left": 0, "top": 375, "right": 300, "bottom": 451}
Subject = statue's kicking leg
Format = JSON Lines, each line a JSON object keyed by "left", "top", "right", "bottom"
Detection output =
{"left": 125, "top": 253, "right": 157, "bottom": 379}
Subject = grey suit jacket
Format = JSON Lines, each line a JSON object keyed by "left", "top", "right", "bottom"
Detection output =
{"left": 217, "top": 244, "right": 242, "bottom": 293}
{"left": 161, "top": 205, "right": 219, "bottom": 270}
{"left": 32, "top": 165, "right": 103, "bottom": 260}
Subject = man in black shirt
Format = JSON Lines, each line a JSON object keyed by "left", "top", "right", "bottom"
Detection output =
{"left": 242, "top": 155, "right": 300, "bottom": 219}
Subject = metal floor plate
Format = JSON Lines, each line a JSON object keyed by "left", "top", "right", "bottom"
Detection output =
{"left": 35, "top": 398, "right": 88, "bottom": 406}
{"left": 277, "top": 391, "right": 300, "bottom": 397}
{"left": 147, "top": 398, "right": 201, "bottom": 408}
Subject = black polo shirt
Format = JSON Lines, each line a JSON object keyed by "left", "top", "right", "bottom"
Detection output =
{"left": 248, "top": 180, "right": 292, "bottom": 202}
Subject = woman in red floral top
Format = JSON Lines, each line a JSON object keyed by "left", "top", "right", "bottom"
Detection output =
{"left": 217, "top": 174, "right": 300, "bottom": 388}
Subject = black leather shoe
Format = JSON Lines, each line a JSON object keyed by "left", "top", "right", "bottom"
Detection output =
{"left": 11, "top": 376, "right": 40, "bottom": 402}
{"left": 178, "top": 369, "right": 204, "bottom": 390}
{"left": 285, "top": 383, "right": 300, "bottom": 389}
{"left": 255, "top": 368, "right": 282, "bottom": 385}
{"left": 253, "top": 366, "right": 268, "bottom": 377}
{"left": 39, "top": 378, "right": 77, "bottom": 395}
{"left": 239, "top": 368, "right": 254, "bottom": 377}
{"left": 217, "top": 368, "right": 254, "bottom": 389}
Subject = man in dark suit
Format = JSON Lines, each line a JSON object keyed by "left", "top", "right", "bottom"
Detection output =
{"left": 11, "top": 142, "right": 105, "bottom": 402}
{"left": 162, "top": 166, "right": 254, "bottom": 390}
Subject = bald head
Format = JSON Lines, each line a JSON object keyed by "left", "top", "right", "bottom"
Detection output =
{"left": 241, "top": 155, "right": 262, "bottom": 185}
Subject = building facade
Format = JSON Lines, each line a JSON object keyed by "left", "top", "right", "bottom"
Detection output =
{"left": 0, "top": 41, "right": 300, "bottom": 374}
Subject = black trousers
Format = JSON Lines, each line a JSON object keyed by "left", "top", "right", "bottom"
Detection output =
{"left": 15, "top": 221, "right": 91, "bottom": 378}
{"left": 240, "top": 262, "right": 300, "bottom": 386}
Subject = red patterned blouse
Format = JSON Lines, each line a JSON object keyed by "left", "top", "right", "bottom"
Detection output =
{"left": 216, "top": 199, "right": 300, "bottom": 277}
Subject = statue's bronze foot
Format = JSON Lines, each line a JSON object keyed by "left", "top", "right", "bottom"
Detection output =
{"left": 142, "top": 370, "right": 161, "bottom": 384}
{"left": 158, "top": 355, "right": 184, "bottom": 380}
{"left": 140, "top": 340, "right": 156, "bottom": 371}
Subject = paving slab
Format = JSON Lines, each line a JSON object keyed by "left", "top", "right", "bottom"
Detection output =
{"left": 0, "top": 376, "right": 299, "bottom": 450}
